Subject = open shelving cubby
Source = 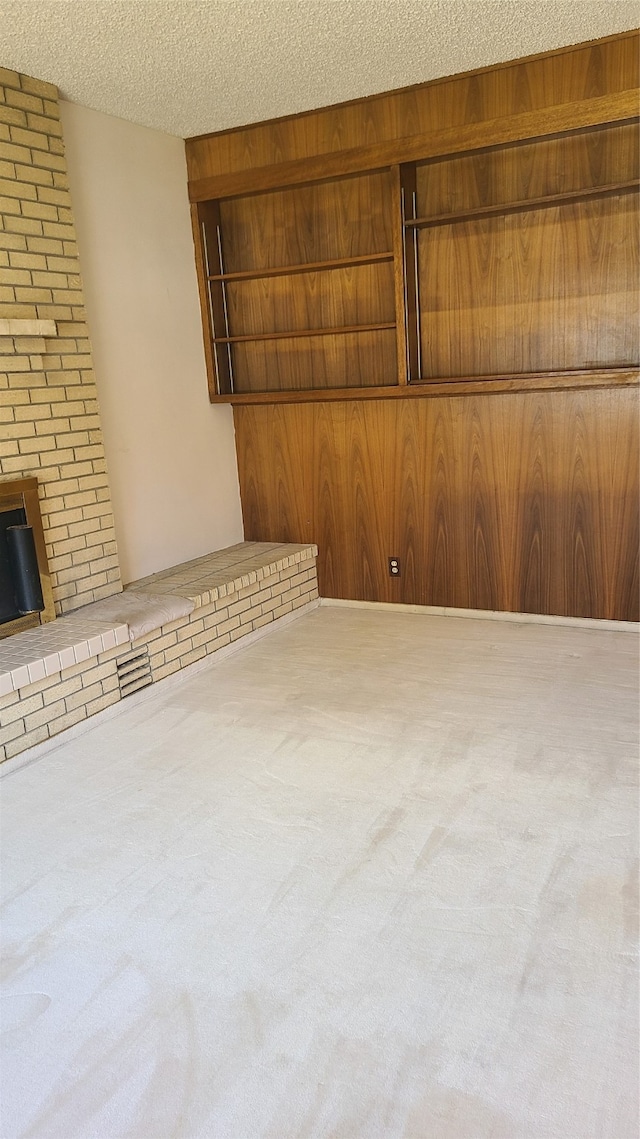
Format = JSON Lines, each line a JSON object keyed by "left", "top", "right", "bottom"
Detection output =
{"left": 399, "top": 119, "right": 640, "bottom": 384}
{"left": 194, "top": 170, "right": 399, "bottom": 397}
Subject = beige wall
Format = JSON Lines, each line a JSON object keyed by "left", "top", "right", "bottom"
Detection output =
{"left": 59, "top": 101, "right": 243, "bottom": 584}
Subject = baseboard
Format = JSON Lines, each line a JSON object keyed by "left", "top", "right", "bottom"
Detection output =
{"left": 319, "top": 596, "right": 639, "bottom": 633}
{"left": 1, "top": 597, "right": 320, "bottom": 777}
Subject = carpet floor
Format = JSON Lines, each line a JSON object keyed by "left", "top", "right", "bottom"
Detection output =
{"left": 1, "top": 606, "right": 638, "bottom": 1138}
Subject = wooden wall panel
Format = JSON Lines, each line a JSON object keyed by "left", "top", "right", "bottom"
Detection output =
{"left": 230, "top": 330, "right": 398, "bottom": 393}
{"left": 234, "top": 386, "right": 639, "bottom": 620}
{"left": 186, "top": 33, "right": 639, "bottom": 181}
{"left": 226, "top": 263, "right": 395, "bottom": 337}
{"left": 219, "top": 172, "right": 393, "bottom": 270}
{"left": 414, "top": 120, "right": 639, "bottom": 380}
{"left": 415, "top": 122, "right": 639, "bottom": 216}
{"left": 418, "top": 195, "right": 639, "bottom": 378}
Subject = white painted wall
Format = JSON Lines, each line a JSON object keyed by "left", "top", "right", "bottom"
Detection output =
{"left": 60, "top": 101, "right": 244, "bottom": 584}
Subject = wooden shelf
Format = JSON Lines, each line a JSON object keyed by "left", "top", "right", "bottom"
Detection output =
{"left": 404, "top": 179, "right": 640, "bottom": 229}
{"left": 214, "top": 322, "right": 396, "bottom": 344}
{"left": 208, "top": 251, "right": 394, "bottom": 283}
{"left": 208, "top": 368, "right": 639, "bottom": 405}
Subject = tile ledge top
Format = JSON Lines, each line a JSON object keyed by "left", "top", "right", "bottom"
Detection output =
{"left": 0, "top": 615, "right": 129, "bottom": 699}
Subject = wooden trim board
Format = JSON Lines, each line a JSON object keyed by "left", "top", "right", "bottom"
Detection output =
{"left": 188, "top": 90, "right": 640, "bottom": 201}
{"left": 319, "top": 597, "right": 640, "bottom": 632}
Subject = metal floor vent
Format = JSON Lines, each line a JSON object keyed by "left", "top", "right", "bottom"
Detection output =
{"left": 116, "top": 647, "right": 153, "bottom": 699}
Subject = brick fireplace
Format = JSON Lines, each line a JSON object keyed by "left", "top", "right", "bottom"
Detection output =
{"left": 0, "top": 65, "right": 321, "bottom": 764}
{"left": 0, "top": 64, "right": 121, "bottom": 620}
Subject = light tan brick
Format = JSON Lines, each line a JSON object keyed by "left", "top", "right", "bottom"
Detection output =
{"left": 9, "top": 125, "right": 49, "bottom": 151}
{"left": 178, "top": 618, "right": 204, "bottom": 642}
{"left": 0, "top": 716, "right": 26, "bottom": 745}
{"left": 4, "top": 89, "right": 44, "bottom": 115}
{"left": 178, "top": 646, "right": 206, "bottom": 669}
{"left": 5, "top": 215, "right": 42, "bottom": 236}
{"left": 25, "top": 112, "right": 61, "bottom": 136}
{"left": 25, "top": 698, "right": 66, "bottom": 731}
{"left": 82, "top": 661, "right": 117, "bottom": 686}
{"left": 32, "top": 269, "right": 67, "bottom": 288}
{"left": 5, "top": 724, "right": 49, "bottom": 757}
{"left": 86, "top": 691, "right": 118, "bottom": 717}
{"left": 0, "top": 67, "right": 21, "bottom": 90}
{"left": 0, "top": 138, "right": 30, "bottom": 163}
{"left": 0, "top": 105, "right": 27, "bottom": 128}
{"left": 0, "top": 175, "right": 36, "bottom": 200}
{"left": 1, "top": 688, "right": 45, "bottom": 723}
{"left": 2, "top": 354, "right": 31, "bottom": 371}
{"left": 64, "top": 682, "right": 103, "bottom": 712}
{"left": 16, "top": 165, "right": 55, "bottom": 190}
{"left": 215, "top": 615, "right": 242, "bottom": 637}
{"left": 0, "top": 230, "right": 27, "bottom": 250}
{"left": 20, "top": 76, "right": 58, "bottom": 100}
{"left": 21, "top": 200, "right": 57, "bottom": 221}
{"left": 26, "top": 235, "right": 62, "bottom": 254}
{"left": 45, "top": 705, "right": 87, "bottom": 736}
{"left": 0, "top": 186, "right": 21, "bottom": 210}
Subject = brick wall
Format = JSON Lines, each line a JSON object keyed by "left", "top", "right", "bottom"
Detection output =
{"left": 0, "top": 66, "right": 121, "bottom": 613}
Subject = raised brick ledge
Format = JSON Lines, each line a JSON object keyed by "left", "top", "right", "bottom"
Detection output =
{"left": 0, "top": 543, "right": 319, "bottom": 762}
{"left": 0, "top": 543, "right": 318, "bottom": 699}
{"left": 128, "top": 541, "right": 319, "bottom": 609}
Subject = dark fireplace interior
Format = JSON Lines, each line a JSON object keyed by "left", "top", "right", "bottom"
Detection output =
{"left": 1, "top": 506, "right": 29, "bottom": 626}
{"left": 0, "top": 478, "right": 54, "bottom": 640}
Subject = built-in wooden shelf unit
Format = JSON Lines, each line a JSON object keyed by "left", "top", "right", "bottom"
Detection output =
{"left": 186, "top": 33, "right": 639, "bottom": 622}
{"left": 189, "top": 72, "right": 639, "bottom": 404}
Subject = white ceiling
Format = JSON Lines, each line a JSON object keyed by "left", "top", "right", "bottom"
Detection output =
{"left": 0, "top": 1, "right": 637, "bottom": 139}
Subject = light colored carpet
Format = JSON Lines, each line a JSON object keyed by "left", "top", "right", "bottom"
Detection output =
{"left": 1, "top": 606, "right": 638, "bottom": 1139}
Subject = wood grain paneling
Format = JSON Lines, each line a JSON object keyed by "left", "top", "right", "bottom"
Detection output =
{"left": 189, "top": 90, "right": 639, "bottom": 202}
{"left": 418, "top": 195, "right": 639, "bottom": 377}
{"left": 411, "top": 120, "right": 640, "bottom": 380}
{"left": 215, "top": 171, "right": 396, "bottom": 392}
{"left": 234, "top": 387, "right": 639, "bottom": 620}
{"left": 195, "top": 32, "right": 639, "bottom": 621}
{"left": 219, "top": 172, "right": 393, "bottom": 269}
{"left": 226, "top": 262, "right": 395, "bottom": 337}
{"left": 231, "top": 329, "right": 398, "bottom": 393}
{"left": 415, "top": 121, "right": 639, "bottom": 217}
{"left": 186, "top": 33, "right": 639, "bottom": 181}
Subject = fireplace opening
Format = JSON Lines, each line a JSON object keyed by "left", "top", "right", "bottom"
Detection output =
{"left": 0, "top": 478, "right": 55, "bottom": 640}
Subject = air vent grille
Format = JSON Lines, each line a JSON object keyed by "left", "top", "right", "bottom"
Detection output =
{"left": 116, "top": 647, "right": 153, "bottom": 698}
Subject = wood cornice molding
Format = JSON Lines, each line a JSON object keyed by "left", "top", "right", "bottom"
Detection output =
{"left": 188, "top": 88, "right": 640, "bottom": 202}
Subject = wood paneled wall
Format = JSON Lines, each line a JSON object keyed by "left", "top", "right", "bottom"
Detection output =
{"left": 188, "top": 32, "right": 639, "bottom": 619}
{"left": 235, "top": 388, "right": 638, "bottom": 620}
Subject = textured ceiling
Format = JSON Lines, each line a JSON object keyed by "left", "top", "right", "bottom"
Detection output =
{"left": 0, "top": 1, "right": 638, "bottom": 138}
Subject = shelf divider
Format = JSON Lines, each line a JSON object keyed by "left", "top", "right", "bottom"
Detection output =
{"left": 404, "top": 179, "right": 640, "bottom": 230}
{"left": 391, "top": 165, "right": 409, "bottom": 386}
{"left": 214, "top": 322, "right": 396, "bottom": 345}
{"left": 208, "top": 251, "right": 394, "bottom": 283}
{"left": 399, "top": 163, "right": 421, "bottom": 383}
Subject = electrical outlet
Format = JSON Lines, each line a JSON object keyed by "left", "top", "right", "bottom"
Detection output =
{"left": 388, "top": 557, "right": 400, "bottom": 577}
